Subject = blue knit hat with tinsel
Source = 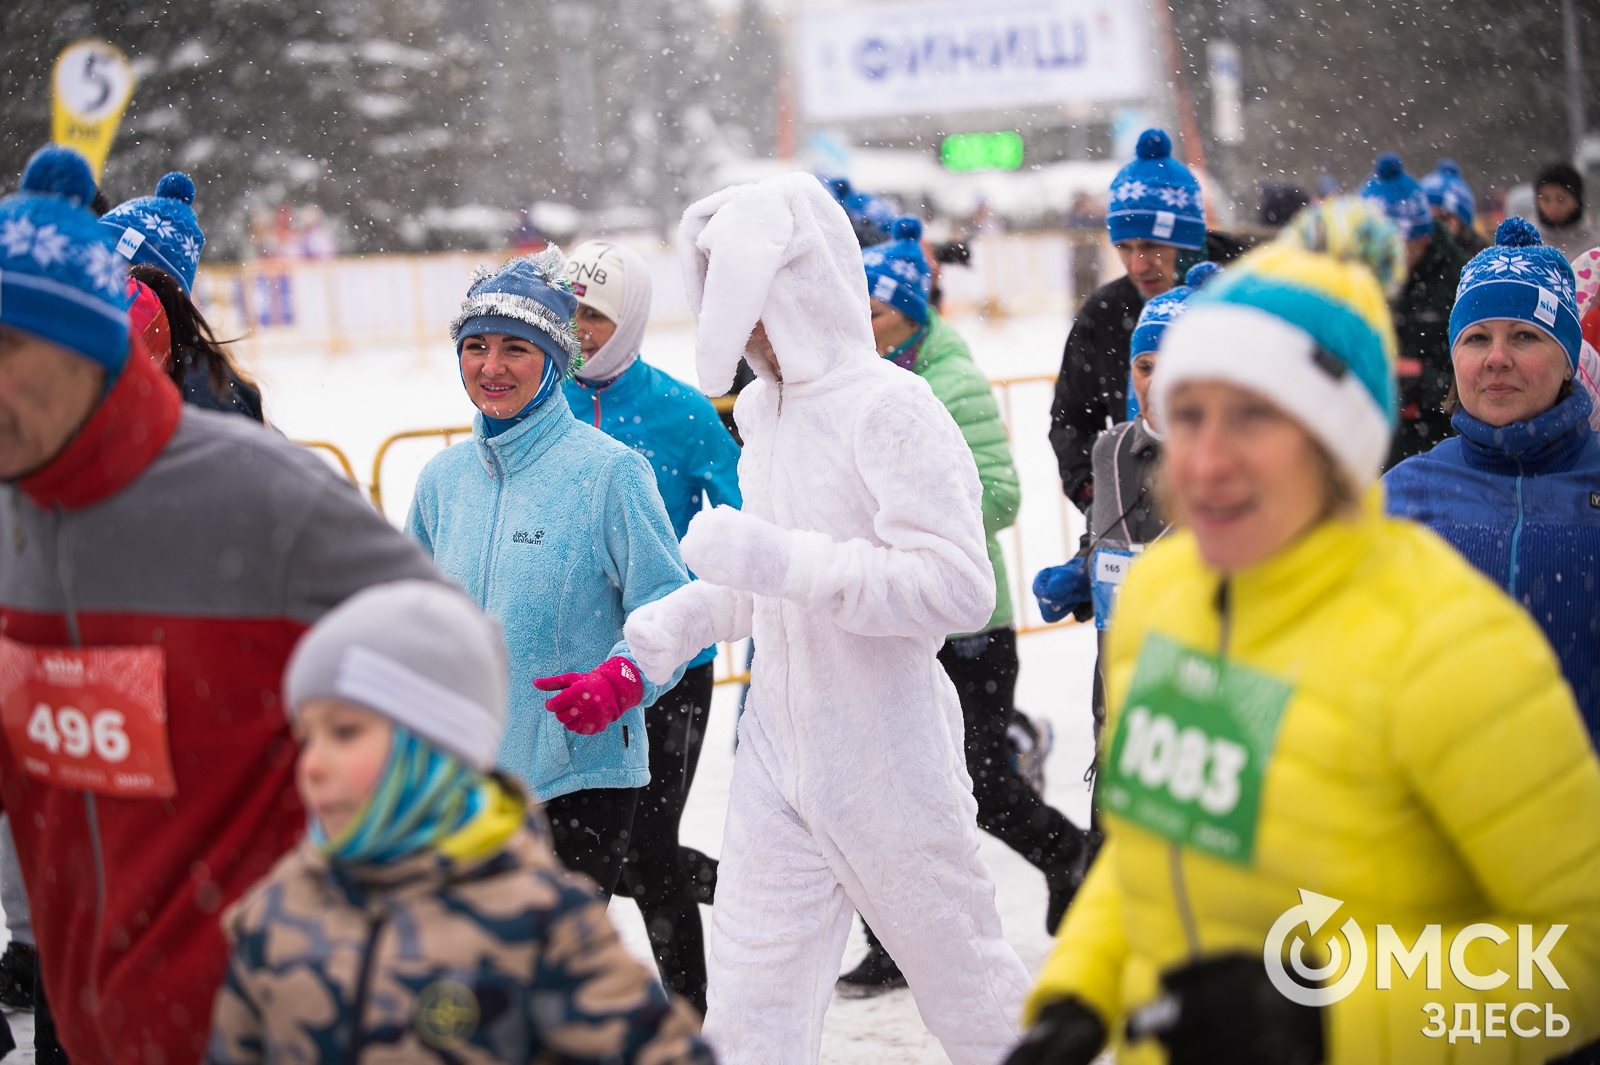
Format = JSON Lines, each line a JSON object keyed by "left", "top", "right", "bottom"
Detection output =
{"left": 99, "top": 172, "right": 205, "bottom": 293}
{"left": 1107, "top": 129, "right": 1205, "bottom": 251}
{"left": 1451, "top": 217, "right": 1581, "bottom": 369}
{"left": 0, "top": 146, "right": 131, "bottom": 375}
{"left": 862, "top": 217, "right": 933, "bottom": 326}
{"left": 1131, "top": 261, "right": 1222, "bottom": 357}
{"left": 450, "top": 248, "right": 581, "bottom": 375}
{"left": 1420, "top": 159, "right": 1475, "bottom": 228}
{"left": 1360, "top": 153, "right": 1434, "bottom": 241}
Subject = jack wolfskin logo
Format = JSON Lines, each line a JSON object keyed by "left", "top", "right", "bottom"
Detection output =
{"left": 512, "top": 530, "right": 545, "bottom": 545}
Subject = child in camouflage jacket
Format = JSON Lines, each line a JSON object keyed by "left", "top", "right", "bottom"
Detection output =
{"left": 205, "top": 581, "right": 713, "bottom": 1065}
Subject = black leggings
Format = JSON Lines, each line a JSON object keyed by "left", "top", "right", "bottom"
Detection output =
{"left": 938, "top": 627, "right": 1083, "bottom": 873}
{"left": 620, "top": 662, "right": 714, "bottom": 1014}
{"left": 544, "top": 785, "right": 641, "bottom": 899}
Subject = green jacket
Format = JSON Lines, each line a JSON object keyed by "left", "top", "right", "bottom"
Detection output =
{"left": 914, "top": 309, "right": 1021, "bottom": 633}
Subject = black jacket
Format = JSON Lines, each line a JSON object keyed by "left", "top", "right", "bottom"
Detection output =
{"left": 1388, "top": 222, "right": 1468, "bottom": 467}
{"left": 1049, "top": 231, "right": 1247, "bottom": 508}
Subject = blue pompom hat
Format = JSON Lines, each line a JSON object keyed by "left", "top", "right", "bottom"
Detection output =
{"left": 1131, "top": 261, "right": 1222, "bottom": 357}
{"left": 1126, "top": 261, "right": 1222, "bottom": 420}
{"left": 1360, "top": 153, "right": 1434, "bottom": 241}
{"left": 1451, "top": 218, "right": 1581, "bottom": 370}
{"left": 0, "top": 145, "right": 131, "bottom": 375}
{"left": 861, "top": 216, "right": 933, "bottom": 326}
{"left": 99, "top": 172, "right": 205, "bottom": 293}
{"left": 1107, "top": 129, "right": 1205, "bottom": 251}
{"left": 450, "top": 247, "right": 581, "bottom": 374}
{"left": 829, "top": 178, "right": 897, "bottom": 242}
{"left": 1420, "top": 159, "right": 1475, "bottom": 228}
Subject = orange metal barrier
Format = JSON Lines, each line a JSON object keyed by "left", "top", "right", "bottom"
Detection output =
{"left": 369, "top": 425, "right": 473, "bottom": 512}
{"left": 988, "top": 373, "right": 1081, "bottom": 636}
{"left": 294, "top": 440, "right": 359, "bottom": 485}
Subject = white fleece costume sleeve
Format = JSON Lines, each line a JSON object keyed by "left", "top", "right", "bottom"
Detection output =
{"left": 676, "top": 174, "right": 1028, "bottom": 1065}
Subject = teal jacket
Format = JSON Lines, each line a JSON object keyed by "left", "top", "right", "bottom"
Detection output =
{"left": 564, "top": 358, "right": 742, "bottom": 668}
{"left": 407, "top": 396, "right": 690, "bottom": 800}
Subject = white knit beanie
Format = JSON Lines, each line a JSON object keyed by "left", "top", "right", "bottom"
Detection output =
{"left": 283, "top": 581, "right": 508, "bottom": 770}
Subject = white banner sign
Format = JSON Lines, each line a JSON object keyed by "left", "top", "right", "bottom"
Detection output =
{"left": 798, "top": 0, "right": 1149, "bottom": 122}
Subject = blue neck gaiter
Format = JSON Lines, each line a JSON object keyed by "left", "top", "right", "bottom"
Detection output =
{"left": 311, "top": 725, "right": 485, "bottom": 865}
{"left": 481, "top": 356, "right": 562, "bottom": 438}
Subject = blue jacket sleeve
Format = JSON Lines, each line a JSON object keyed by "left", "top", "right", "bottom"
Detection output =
{"left": 595, "top": 448, "right": 692, "bottom": 705}
{"left": 689, "top": 394, "right": 743, "bottom": 511}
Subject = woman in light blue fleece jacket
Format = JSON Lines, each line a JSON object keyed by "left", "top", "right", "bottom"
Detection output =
{"left": 407, "top": 249, "right": 690, "bottom": 897}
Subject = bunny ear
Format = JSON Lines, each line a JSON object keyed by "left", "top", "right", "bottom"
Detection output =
{"left": 686, "top": 183, "right": 797, "bottom": 396}
{"left": 678, "top": 184, "right": 749, "bottom": 324}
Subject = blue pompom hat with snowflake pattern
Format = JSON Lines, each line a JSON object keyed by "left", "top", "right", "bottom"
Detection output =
{"left": 1420, "top": 159, "right": 1475, "bottom": 228}
{"left": 1450, "top": 217, "right": 1581, "bottom": 369}
{"left": 0, "top": 145, "right": 131, "bottom": 375}
{"left": 1106, "top": 129, "right": 1205, "bottom": 251}
{"left": 1360, "top": 154, "right": 1434, "bottom": 242}
{"left": 861, "top": 216, "right": 933, "bottom": 325}
{"left": 1131, "top": 261, "right": 1222, "bottom": 357}
{"left": 99, "top": 171, "right": 205, "bottom": 293}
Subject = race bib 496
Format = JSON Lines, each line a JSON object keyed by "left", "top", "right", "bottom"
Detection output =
{"left": 0, "top": 636, "right": 177, "bottom": 799}
{"left": 1099, "top": 634, "right": 1292, "bottom": 864}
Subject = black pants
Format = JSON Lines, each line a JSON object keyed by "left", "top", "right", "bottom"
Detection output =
{"left": 34, "top": 962, "right": 64, "bottom": 1064}
{"left": 938, "top": 627, "right": 1082, "bottom": 873}
{"left": 620, "top": 662, "right": 714, "bottom": 1013}
{"left": 545, "top": 785, "right": 641, "bottom": 899}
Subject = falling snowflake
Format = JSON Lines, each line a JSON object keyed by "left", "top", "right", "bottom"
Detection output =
{"left": 1112, "top": 180, "right": 1148, "bottom": 203}
{"left": 1157, "top": 187, "right": 1190, "bottom": 209}
{"left": 29, "top": 225, "right": 69, "bottom": 269}
{"left": 80, "top": 243, "right": 126, "bottom": 295}
{"left": 0, "top": 217, "right": 35, "bottom": 258}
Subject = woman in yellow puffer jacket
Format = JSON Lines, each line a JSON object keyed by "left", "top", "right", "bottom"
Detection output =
{"left": 1009, "top": 199, "right": 1600, "bottom": 1065}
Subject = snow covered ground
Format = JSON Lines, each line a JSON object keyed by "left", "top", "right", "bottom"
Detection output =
{"left": 0, "top": 308, "right": 1101, "bottom": 1063}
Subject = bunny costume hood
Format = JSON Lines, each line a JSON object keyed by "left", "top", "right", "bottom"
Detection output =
{"left": 630, "top": 173, "right": 1029, "bottom": 1065}
{"left": 679, "top": 173, "right": 880, "bottom": 395}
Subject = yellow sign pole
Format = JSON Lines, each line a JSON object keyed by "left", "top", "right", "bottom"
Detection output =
{"left": 51, "top": 39, "right": 136, "bottom": 180}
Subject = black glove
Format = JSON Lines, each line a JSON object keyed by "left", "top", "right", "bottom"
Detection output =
{"left": 1125, "top": 954, "right": 1323, "bottom": 1065}
{"left": 1547, "top": 1037, "right": 1600, "bottom": 1065}
{"left": 1004, "top": 998, "right": 1106, "bottom": 1065}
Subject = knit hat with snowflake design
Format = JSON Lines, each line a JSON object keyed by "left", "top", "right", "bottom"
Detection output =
{"left": 1106, "top": 129, "right": 1205, "bottom": 251}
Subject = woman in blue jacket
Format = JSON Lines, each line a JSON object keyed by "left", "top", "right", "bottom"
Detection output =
{"left": 563, "top": 239, "right": 741, "bottom": 1012}
{"left": 407, "top": 249, "right": 691, "bottom": 896}
{"left": 1387, "top": 218, "right": 1600, "bottom": 745}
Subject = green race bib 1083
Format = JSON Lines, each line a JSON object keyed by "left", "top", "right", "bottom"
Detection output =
{"left": 1099, "top": 634, "right": 1292, "bottom": 865}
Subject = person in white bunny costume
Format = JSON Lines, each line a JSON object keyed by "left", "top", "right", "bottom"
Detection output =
{"left": 624, "top": 173, "right": 1030, "bottom": 1064}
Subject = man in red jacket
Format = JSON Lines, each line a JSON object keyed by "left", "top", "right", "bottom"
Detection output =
{"left": 0, "top": 147, "right": 443, "bottom": 1064}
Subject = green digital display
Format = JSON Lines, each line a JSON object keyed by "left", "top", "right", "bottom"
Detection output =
{"left": 941, "top": 131, "right": 1025, "bottom": 172}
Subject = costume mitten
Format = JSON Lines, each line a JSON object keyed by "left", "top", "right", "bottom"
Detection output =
{"left": 535, "top": 656, "right": 644, "bottom": 735}
{"left": 625, "top": 582, "right": 751, "bottom": 684}
{"left": 680, "top": 505, "right": 794, "bottom": 598}
{"left": 1033, "top": 559, "right": 1092, "bottom": 623}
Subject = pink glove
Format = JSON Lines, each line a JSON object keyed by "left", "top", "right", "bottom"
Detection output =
{"left": 534, "top": 656, "right": 645, "bottom": 735}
